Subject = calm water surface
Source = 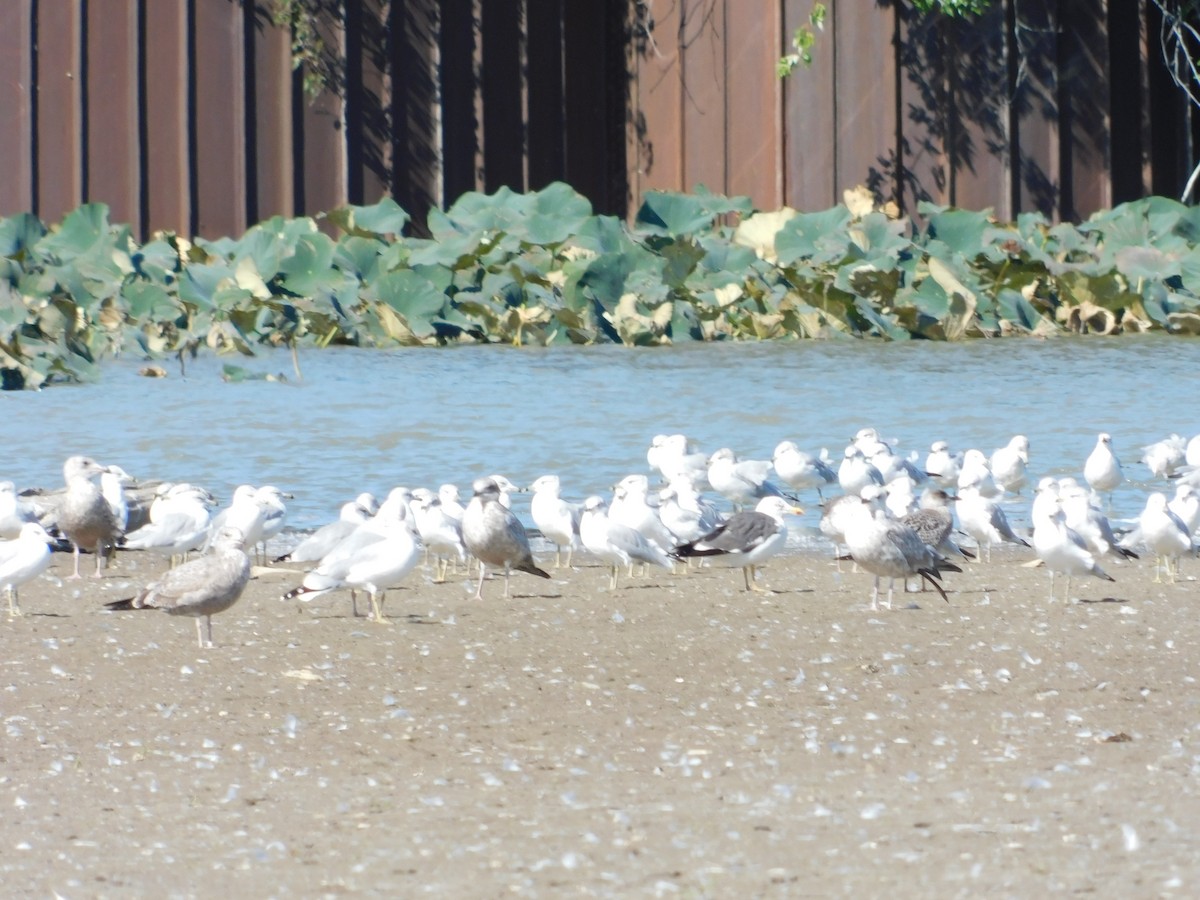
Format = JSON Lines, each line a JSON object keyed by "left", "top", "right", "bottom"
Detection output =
{"left": 4, "top": 336, "right": 1198, "bottom": 530}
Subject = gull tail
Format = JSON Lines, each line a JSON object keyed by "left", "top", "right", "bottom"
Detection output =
{"left": 516, "top": 561, "right": 552, "bottom": 579}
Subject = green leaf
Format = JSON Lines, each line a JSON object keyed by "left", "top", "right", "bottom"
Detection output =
{"left": 327, "top": 197, "right": 410, "bottom": 238}
{"left": 278, "top": 233, "right": 336, "bottom": 297}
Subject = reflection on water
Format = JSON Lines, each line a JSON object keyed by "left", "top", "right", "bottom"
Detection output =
{"left": 5, "top": 336, "right": 1198, "bottom": 529}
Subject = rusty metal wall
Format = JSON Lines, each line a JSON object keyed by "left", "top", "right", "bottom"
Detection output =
{"left": 0, "top": 0, "right": 1191, "bottom": 240}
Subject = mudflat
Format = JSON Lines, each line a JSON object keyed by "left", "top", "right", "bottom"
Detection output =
{"left": 2, "top": 546, "right": 1197, "bottom": 897}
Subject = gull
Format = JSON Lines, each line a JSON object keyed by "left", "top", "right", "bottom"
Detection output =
{"left": 529, "top": 475, "right": 582, "bottom": 568}
{"left": 487, "top": 474, "right": 522, "bottom": 510}
{"left": 0, "top": 523, "right": 56, "bottom": 616}
{"left": 819, "top": 493, "right": 865, "bottom": 570}
{"left": 105, "top": 526, "right": 251, "bottom": 647}
{"left": 282, "top": 504, "right": 421, "bottom": 623}
{"left": 610, "top": 474, "right": 676, "bottom": 554}
{"left": 1141, "top": 434, "right": 1186, "bottom": 480}
{"left": 842, "top": 496, "right": 961, "bottom": 610}
{"left": 658, "top": 479, "right": 725, "bottom": 546}
{"left": 251, "top": 485, "right": 292, "bottom": 563}
{"left": 579, "top": 495, "right": 673, "bottom": 590}
{"left": 901, "top": 488, "right": 974, "bottom": 563}
{"left": 925, "top": 441, "right": 963, "bottom": 489}
{"left": 852, "top": 427, "right": 896, "bottom": 458}
{"left": 437, "top": 484, "right": 465, "bottom": 523}
{"left": 670, "top": 496, "right": 803, "bottom": 592}
{"left": 410, "top": 488, "right": 466, "bottom": 583}
{"left": 773, "top": 441, "right": 836, "bottom": 500}
{"left": 837, "top": 446, "right": 884, "bottom": 497}
{"left": 1169, "top": 484, "right": 1200, "bottom": 534}
{"left": 1084, "top": 432, "right": 1123, "bottom": 506}
{"left": 462, "top": 477, "right": 549, "bottom": 600}
{"left": 100, "top": 470, "right": 131, "bottom": 533}
{"left": 652, "top": 434, "right": 710, "bottom": 489}
{"left": 955, "top": 486, "right": 1030, "bottom": 561}
{"left": 1187, "top": 434, "right": 1200, "bottom": 469}
{"left": 122, "top": 483, "right": 214, "bottom": 567}
{"left": 206, "top": 485, "right": 261, "bottom": 552}
{"left": 884, "top": 475, "right": 918, "bottom": 519}
{"left": 707, "top": 448, "right": 788, "bottom": 509}
{"left": 957, "top": 449, "right": 999, "bottom": 497}
{"left": 59, "top": 456, "right": 122, "bottom": 579}
{"left": 1132, "top": 492, "right": 1192, "bottom": 583}
{"left": 1032, "top": 492, "right": 1114, "bottom": 601}
{"left": 0, "top": 481, "right": 42, "bottom": 539}
{"left": 1057, "top": 481, "right": 1137, "bottom": 562}
{"left": 990, "top": 435, "right": 1030, "bottom": 495}
{"left": 273, "top": 498, "right": 373, "bottom": 564}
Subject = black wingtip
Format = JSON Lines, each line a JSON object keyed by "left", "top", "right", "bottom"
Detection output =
{"left": 919, "top": 570, "right": 950, "bottom": 602}
{"left": 104, "top": 597, "right": 137, "bottom": 611}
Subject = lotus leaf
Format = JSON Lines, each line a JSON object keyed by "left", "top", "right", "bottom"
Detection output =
{"left": 327, "top": 197, "right": 410, "bottom": 238}
{"left": 775, "top": 207, "right": 853, "bottom": 266}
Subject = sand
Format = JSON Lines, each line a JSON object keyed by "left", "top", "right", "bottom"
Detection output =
{"left": 1, "top": 545, "right": 1198, "bottom": 898}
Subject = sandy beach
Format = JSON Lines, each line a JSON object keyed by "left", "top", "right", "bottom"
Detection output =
{"left": 1, "top": 544, "right": 1198, "bottom": 898}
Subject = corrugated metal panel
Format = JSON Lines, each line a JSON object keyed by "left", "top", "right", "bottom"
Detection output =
{"left": 526, "top": 0, "right": 565, "bottom": 190}
{"left": 725, "top": 0, "right": 781, "bottom": 207}
{"left": 85, "top": 0, "right": 140, "bottom": 233}
{"left": 0, "top": 3, "right": 34, "bottom": 214}
{"left": 35, "top": 0, "right": 83, "bottom": 223}
{"left": 250, "top": 8, "right": 295, "bottom": 221}
{"left": 630, "top": 0, "right": 683, "bottom": 198}
{"left": 1060, "top": 0, "right": 1112, "bottom": 218}
{"left": 144, "top": 1, "right": 189, "bottom": 235}
{"left": 783, "top": 0, "right": 837, "bottom": 210}
{"left": 681, "top": 0, "right": 728, "bottom": 197}
{"left": 193, "top": 0, "right": 246, "bottom": 237}
{"left": 836, "top": 3, "right": 899, "bottom": 203}
{"left": 1012, "top": 0, "right": 1059, "bottom": 217}
{"left": 300, "top": 10, "right": 347, "bottom": 222}
{"left": 946, "top": 5, "right": 1011, "bottom": 217}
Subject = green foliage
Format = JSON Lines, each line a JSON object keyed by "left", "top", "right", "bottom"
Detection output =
{"left": 777, "top": 4, "right": 827, "bottom": 77}
{"left": 1, "top": 184, "right": 1199, "bottom": 388}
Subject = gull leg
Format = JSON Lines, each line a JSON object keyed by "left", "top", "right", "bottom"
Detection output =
{"left": 68, "top": 545, "right": 83, "bottom": 580}
{"left": 885, "top": 578, "right": 895, "bottom": 611}
{"left": 609, "top": 566, "right": 619, "bottom": 590}
{"left": 473, "top": 564, "right": 488, "bottom": 601}
{"left": 8, "top": 586, "right": 21, "bottom": 617}
{"left": 870, "top": 576, "right": 880, "bottom": 612}
{"left": 503, "top": 565, "right": 512, "bottom": 599}
{"left": 350, "top": 590, "right": 361, "bottom": 617}
{"left": 369, "top": 589, "right": 392, "bottom": 625}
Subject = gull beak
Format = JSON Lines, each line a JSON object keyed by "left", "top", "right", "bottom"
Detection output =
{"left": 791, "top": 505, "right": 805, "bottom": 515}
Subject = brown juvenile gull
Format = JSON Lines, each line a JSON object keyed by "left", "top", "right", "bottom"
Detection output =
{"left": 671, "top": 495, "right": 804, "bottom": 592}
{"left": 462, "top": 477, "right": 550, "bottom": 600}
{"left": 59, "top": 456, "right": 122, "bottom": 579}
{"left": 104, "top": 527, "right": 251, "bottom": 647}
{"left": 844, "top": 497, "right": 961, "bottom": 610}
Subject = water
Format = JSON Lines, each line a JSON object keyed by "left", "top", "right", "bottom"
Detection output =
{"left": 4, "top": 335, "right": 1197, "bottom": 529}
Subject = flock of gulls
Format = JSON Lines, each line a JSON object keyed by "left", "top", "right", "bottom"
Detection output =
{"left": 1, "top": 426, "right": 1198, "bottom": 647}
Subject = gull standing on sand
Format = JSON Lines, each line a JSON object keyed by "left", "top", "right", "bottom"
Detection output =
{"left": 282, "top": 505, "right": 421, "bottom": 622}
{"left": 957, "top": 449, "right": 999, "bottom": 497}
{"left": 901, "top": 488, "right": 973, "bottom": 562}
{"left": 1084, "top": 432, "right": 1123, "bottom": 506}
{"left": 1032, "top": 487, "right": 1114, "bottom": 601}
{"left": 843, "top": 496, "right": 961, "bottom": 610}
{"left": 59, "top": 456, "right": 122, "bottom": 579}
{"left": 122, "top": 483, "right": 214, "bottom": 567}
{"left": 462, "top": 477, "right": 550, "bottom": 600}
{"left": 773, "top": 441, "right": 836, "bottom": 500}
{"left": 1057, "top": 480, "right": 1137, "bottom": 562}
{"left": 0, "top": 523, "right": 56, "bottom": 616}
{"left": 410, "top": 488, "right": 466, "bottom": 583}
{"left": 610, "top": 474, "right": 676, "bottom": 554}
{"left": 1131, "top": 492, "right": 1192, "bottom": 583}
{"left": 105, "top": 526, "right": 251, "bottom": 647}
{"left": 273, "top": 498, "right": 372, "bottom": 564}
{"left": 990, "top": 435, "right": 1030, "bottom": 495}
{"left": 670, "top": 495, "right": 803, "bottom": 592}
{"left": 955, "top": 485, "right": 1030, "bottom": 562}
{"left": 579, "top": 495, "right": 673, "bottom": 590}
{"left": 529, "top": 475, "right": 581, "bottom": 568}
